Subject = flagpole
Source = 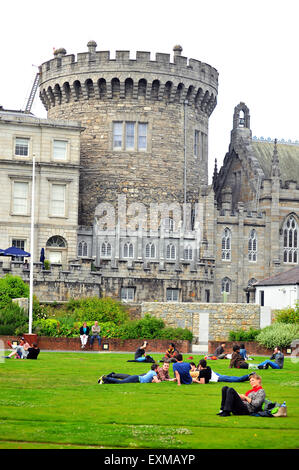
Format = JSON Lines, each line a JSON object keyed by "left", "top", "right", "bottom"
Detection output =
{"left": 28, "top": 153, "right": 36, "bottom": 334}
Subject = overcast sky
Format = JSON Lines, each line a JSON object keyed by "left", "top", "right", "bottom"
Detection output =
{"left": 1, "top": 0, "right": 298, "bottom": 182}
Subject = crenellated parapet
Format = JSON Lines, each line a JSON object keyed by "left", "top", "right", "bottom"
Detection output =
{"left": 39, "top": 42, "right": 218, "bottom": 116}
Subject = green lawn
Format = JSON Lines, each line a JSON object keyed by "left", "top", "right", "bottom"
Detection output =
{"left": 0, "top": 351, "right": 298, "bottom": 449}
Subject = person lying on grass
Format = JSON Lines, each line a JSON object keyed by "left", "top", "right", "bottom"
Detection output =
{"left": 102, "top": 362, "right": 176, "bottom": 383}
{"left": 189, "top": 360, "right": 212, "bottom": 384}
{"left": 190, "top": 361, "right": 250, "bottom": 384}
{"left": 217, "top": 373, "right": 265, "bottom": 417}
{"left": 98, "top": 363, "right": 161, "bottom": 384}
{"left": 4, "top": 340, "right": 40, "bottom": 360}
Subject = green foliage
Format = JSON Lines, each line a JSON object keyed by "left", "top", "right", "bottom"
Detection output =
{"left": 228, "top": 327, "right": 260, "bottom": 342}
{"left": 43, "top": 260, "right": 51, "bottom": 270}
{"left": 0, "top": 302, "right": 28, "bottom": 335}
{"left": 273, "top": 302, "right": 299, "bottom": 324}
{"left": 0, "top": 274, "right": 29, "bottom": 308}
{"left": 256, "top": 322, "right": 299, "bottom": 349}
{"left": 158, "top": 327, "right": 193, "bottom": 342}
{"left": 66, "top": 297, "right": 129, "bottom": 324}
{"left": 32, "top": 296, "right": 50, "bottom": 320}
{"left": 33, "top": 318, "right": 60, "bottom": 337}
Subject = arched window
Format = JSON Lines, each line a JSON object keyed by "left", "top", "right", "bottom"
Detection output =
{"left": 101, "top": 242, "right": 112, "bottom": 257}
{"left": 184, "top": 245, "right": 193, "bottom": 261}
{"left": 145, "top": 242, "right": 156, "bottom": 259}
{"left": 166, "top": 243, "right": 176, "bottom": 260}
{"left": 46, "top": 236, "right": 66, "bottom": 248}
{"left": 125, "top": 78, "right": 133, "bottom": 98}
{"left": 221, "top": 228, "right": 231, "bottom": 261}
{"left": 221, "top": 277, "right": 231, "bottom": 293}
{"left": 283, "top": 215, "right": 298, "bottom": 264}
{"left": 78, "top": 240, "right": 88, "bottom": 257}
{"left": 248, "top": 229, "right": 257, "bottom": 262}
{"left": 123, "top": 242, "right": 134, "bottom": 258}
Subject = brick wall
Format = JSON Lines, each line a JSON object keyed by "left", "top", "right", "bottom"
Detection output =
{"left": 0, "top": 335, "right": 190, "bottom": 354}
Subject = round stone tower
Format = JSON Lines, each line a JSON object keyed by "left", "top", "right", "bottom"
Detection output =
{"left": 39, "top": 42, "right": 218, "bottom": 225}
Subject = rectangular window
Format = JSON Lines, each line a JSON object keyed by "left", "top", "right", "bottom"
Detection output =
{"left": 260, "top": 290, "right": 264, "bottom": 307}
{"left": 166, "top": 288, "right": 179, "bottom": 302}
{"left": 13, "top": 181, "right": 28, "bottom": 215}
{"left": 194, "top": 130, "right": 199, "bottom": 157}
{"left": 53, "top": 140, "right": 67, "bottom": 160}
{"left": 121, "top": 287, "right": 135, "bottom": 302}
{"left": 205, "top": 289, "right": 210, "bottom": 303}
{"left": 125, "top": 122, "right": 135, "bottom": 150}
{"left": 138, "top": 123, "right": 147, "bottom": 151}
{"left": 12, "top": 239, "right": 25, "bottom": 261}
{"left": 113, "top": 122, "right": 123, "bottom": 149}
{"left": 15, "top": 138, "right": 29, "bottom": 157}
{"left": 51, "top": 184, "right": 65, "bottom": 217}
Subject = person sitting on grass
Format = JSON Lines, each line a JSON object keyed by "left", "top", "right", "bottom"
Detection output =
{"left": 229, "top": 344, "right": 249, "bottom": 369}
{"left": 214, "top": 343, "right": 227, "bottom": 359}
{"left": 98, "top": 363, "right": 161, "bottom": 384}
{"left": 257, "top": 346, "right": 284, "bottom": 370}
{"left": 217, "top": 373, "right": 265, "bottom": 417}
{"left": 172, "top": 354, "right": 193, "bottom": 386}
{"left": 5, "top": 337, "right": 30, "bottom": 359}
{"left": 160, "top": 343, "right": 180, "bottom": 363}
{"left": 134, "top": 341, "right": 148, "bottom": 362}
{"left": 5, "top": 340, "right": 40, "bottom": 360}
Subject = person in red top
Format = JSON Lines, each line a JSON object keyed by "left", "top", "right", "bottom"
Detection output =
{"left": 217, "top": 373, "right": 266, "bottom": 417}
{"left": 160, "top": 343, "right": 180, "bottom": 363}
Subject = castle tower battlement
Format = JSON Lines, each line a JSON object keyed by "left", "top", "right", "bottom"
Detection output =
{"left": 39, "top": 42, "right": 218, "bottom": 226}
{"left": 39, "top": 43, "right": 218, "bottom": 113}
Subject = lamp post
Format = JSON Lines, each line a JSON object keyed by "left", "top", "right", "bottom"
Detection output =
{"left": 28, "top": 153, "right": 36, "bottom": 334}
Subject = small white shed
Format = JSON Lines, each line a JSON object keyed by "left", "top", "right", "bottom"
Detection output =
{"left": 254, "top": 266, "right": 299, "bottom": 309}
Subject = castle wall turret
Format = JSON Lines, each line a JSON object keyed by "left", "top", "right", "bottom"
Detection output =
{"left": 39, "top": 42, "right": 218, "bottom": 225}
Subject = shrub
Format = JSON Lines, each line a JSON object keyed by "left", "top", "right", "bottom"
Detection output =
{"left": 273, "top": 303, "right": 299, "bottom": 324}
{"left": 256, "top": 322, "right": 299, "bottom": 349}
{"left": 0, "top": 274, "right": 29, "bottom": 308}
{"left": 158, "top": 327, "right": 193, "bottom": 342}
{"left": 0, "top": 302, "right": 28, "bottom": 335}
{"left": 228, "top": 328, "right": 260, "bottom": 342}
{"left": 65, "top": 297, "right": 129, "bottom": 324}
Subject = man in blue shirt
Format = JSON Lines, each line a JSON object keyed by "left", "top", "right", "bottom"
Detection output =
{"left": 172, "top": 354, "right": 193, "bottom": 385}
{"left": 98, "top": 364, "right": 160, "bottom": 384}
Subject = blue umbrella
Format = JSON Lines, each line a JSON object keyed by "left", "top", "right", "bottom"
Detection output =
{"left": 3, "top": 246, "right": 31, "bottom": 257}
{"left": 40, "top": 248, "right": 45, "bottom": 263}
{"left": 0, "top": 248, "right": 5, "bottom": 256}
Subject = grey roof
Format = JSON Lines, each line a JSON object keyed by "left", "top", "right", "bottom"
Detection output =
{"left": 255, "top": 266, "right": 299, "bottom": 286}
{"left": 251, "top": 141, "right": 299, "bottom": 183}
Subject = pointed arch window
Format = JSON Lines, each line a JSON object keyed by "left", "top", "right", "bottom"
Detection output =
{"left": 166, "top": 243, "right": 176, "bottom": 260}
{"left": 123, "top": 242, "right": 134, "bottom": 258}
{"left": 221, "top": 228, "right": 231, "bottom": 261}
{"left": 221, "top": 277, "right": 231, "bottom": 293}
{"left": 283, "top": 215, "right": 298, "bottom": 264}
{"left": 248, "top": 229, "right": 257, "bottom": 262}
{"left": 78, "top": 240, "right": 88, "bottom": 257}
{"left": 145, "top": 242, "right": 156, "bottom": 259}
{"left": 101, "top": 241, "right": 112, "bottom": 257}
{"left": 184, "top": 245, "right": 193, "bottom": 261}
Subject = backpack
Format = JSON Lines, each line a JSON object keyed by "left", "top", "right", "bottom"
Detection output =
{"left": 250, "top": 399, "right": 281, "bottom": 417}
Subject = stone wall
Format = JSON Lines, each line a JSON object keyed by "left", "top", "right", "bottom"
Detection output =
{"left": 141, "top": 302, "right": 261, "bottom": 345}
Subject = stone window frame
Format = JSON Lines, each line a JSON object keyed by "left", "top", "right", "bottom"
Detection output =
{"left": 221, "top": 227, "right": 231, "bottom": 261}
{"left": 248, "top": 229, "right": 258, "bottom": 262}
{"left": 183, "top": 244, "right": 193, "bottom": 261}
{"left": 110, "top": 113, "right": 152, "bottom": 154}
{"left": 194, "top": 129, "right": 200, "bottom": 158}
{"left": 145, "top": 241, "right": 156, "bottom": 259}
{"left": 11, "top": 238, "right": 27, "bottom": 262}
{"left": 47, "top": 177, "right": 72, "bottom": 219}
{"left": 51, "top": 138, "right": 70, "bottom": 162}
{"left": 9, "top": 175, "right": 32, "bottom": 217}
{"left": 121, "top": 286, "right": 135, "bottom": 302}
{"left": 221, "top": 277, "right": 231, "bottom": 294}
{"left": 13, "top": 135, "right": 32, "bottom": 159}
{"left": 78, "top": 240, "right": 88, "bottom": 258}
{"left": 101, "top": 241, "right": 112, "bottom": 258}
{"left": 166, "top": 288, "right": 180, "bottom": 302}
{"left": 166, "top": 243, "right": 176, "bottom": 260}
{"left": 282, "top": 215, "right": 298, "bottom": 264}
{"left": 123, "top": 241, "right": 134, "bottom": 259}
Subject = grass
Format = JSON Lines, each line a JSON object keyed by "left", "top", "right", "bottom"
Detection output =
{"left": 0, "top": 351, "right": 298, "bottom": 449}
